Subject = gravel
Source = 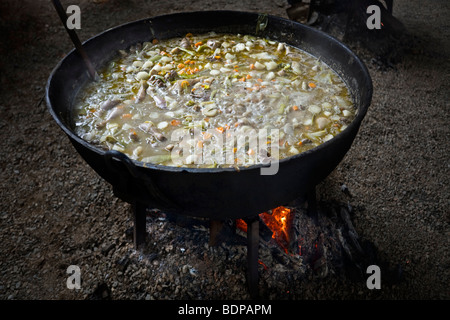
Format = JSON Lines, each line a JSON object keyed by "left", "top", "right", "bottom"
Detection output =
{"left": 0, "top": 0, "right": 448, "bottom": 300}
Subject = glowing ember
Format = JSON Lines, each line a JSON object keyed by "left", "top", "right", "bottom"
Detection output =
{"left": 260, "top": 206, "right": 293, "bottom": 253}
{"left": 236, "top": 206, "right": 293, "bottom": 253}
{"left": 258, "top": 260, "right": 268, "bottom": 270}
{"left": 235, "top": 218, "right": 248, "bottom": 233}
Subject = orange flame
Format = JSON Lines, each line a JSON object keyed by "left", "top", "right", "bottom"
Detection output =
{"left": 236, "top": 206, "right": 293, "bottom": 253}
{"left": 235, "top": 218, "right": 248, "bottom": 233}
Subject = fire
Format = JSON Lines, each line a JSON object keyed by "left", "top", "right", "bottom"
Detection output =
{"left": 236, "top": 206, "right": 293, "bottom": 253}
{"left": 235, "top": 218, "right": 248, "bottom": 233}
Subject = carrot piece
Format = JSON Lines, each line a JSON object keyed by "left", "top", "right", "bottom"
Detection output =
{"left": 249, "top": 63, "right": 255, "bottom": 70}
{"left": 177, "top": 63, "right": 185, "bottom": 69}
{"left": 197, "top": 141, "right": 204, "bottom": 148}
{"left": 194, "top": 41, "right": 203, "bottom": 47}
{"left": 180, "top": 80, "right": 190, "bottom": 88}
{"left": 246, "top": 74, "right": 252, "bottom": 79}
{"left": 171, "top": 119, "right": 181, "bottom": 126}
{"left": 257, "top": 78, "right": 263, "bottom": 82}
{"left": 216, "top": 127, "right": 225, "bottom": 133}
{"left": 214, "top": 55, "right": 221, "bottom": 59}
{"left": 121, "top": 113, "right": 132, "bottom": 119}
{"left": 292, "top": 105, "right": 299, "bottom": 111}
{"left": 308, "top": 82, "right": 316, "bottom": 88}
{"left": 238, "top": 76, "right": 246, "bottom": 82}
{"left": 224, "top": 124, "right": 230, "bottom": 130}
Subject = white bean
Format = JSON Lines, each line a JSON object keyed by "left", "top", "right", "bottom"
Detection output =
{"left": 234, "top": 43, "right": 246, "bottom": 52}
{"left": 277, "top": 42, "right": 284, "bottom": 52}
{"left": 289, "top": 146, "right": 299, "bottom": 154}
{"left": 322, "top": 102, "right": 332, "bottom": 109}
{"left": 225, "top": 53, "right": 235, "bottom": 60}
{"left": 266, "top": 71, "right": 275, "bottom": 81}
{"left": 220, "top": 67, "right": 232, "bottom": 73}
{"left": 160, "top": 56, "right": 172, "bottom": 63}
{"left": 316, "top": 117, "right": 330, "bottom": 129}
{"left": 254, "top": 61, "right": 265, "bottom": 70}
{"left": 185, "top": 154, "right": 197, "bottom": 165}
{"left": 342, "top": 110, "right": 351, "bottom": 117}
{"left": 157, "top": 121, "right": 169, "bottom": 130}
{"left": 136, "top": 71, "right": 150, "bottom": 80}
{"left": 265, "top": 61, "right": 278, "bottom": 71}
{"left": 308, "top": 105, "right": 321, "bottom": 114}
{"left": 202, "top": 104, "right": 218, "bottom": 117}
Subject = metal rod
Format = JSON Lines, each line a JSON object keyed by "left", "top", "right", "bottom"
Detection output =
{"left": 209, "top": 220, "right": 224, "bottom": 247}
{"left": 133, "top": 202, "right": 147, "bottom": 249}
{"left": 307, "top": 186, "right": 318, "bottom": 225}
{"left": 245, "top": 217, "right": 259, "bottom": 299}
{"left": 51, "top": 0, "right": 98, "bottom": 80}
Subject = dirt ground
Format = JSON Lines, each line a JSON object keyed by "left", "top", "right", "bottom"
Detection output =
{"left": 0, "top": 0, "right": 448, "bottom": 301}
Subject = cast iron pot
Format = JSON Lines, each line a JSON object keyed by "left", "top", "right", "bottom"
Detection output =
{"left": 46, "top": 11, "right": 372, "bottom": 219}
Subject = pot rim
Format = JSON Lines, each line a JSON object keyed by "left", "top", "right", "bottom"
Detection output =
{"left": 46, "top": 10, "right": 372, "bottom": 174}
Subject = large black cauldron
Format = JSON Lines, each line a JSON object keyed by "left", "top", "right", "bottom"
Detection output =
{"left": 46, "top": 11, "right": 372, "bottom": 220}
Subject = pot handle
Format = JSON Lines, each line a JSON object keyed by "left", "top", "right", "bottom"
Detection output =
{"left": 104, "top": 150, "right": 140, "bottom": 179}
{"left": 103, "top": 150, "right": 178, "bottom": 209}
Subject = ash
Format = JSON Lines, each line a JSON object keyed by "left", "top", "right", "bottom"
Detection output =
{"left": 96, "top": 197, "right": 396, "bottom": 300}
